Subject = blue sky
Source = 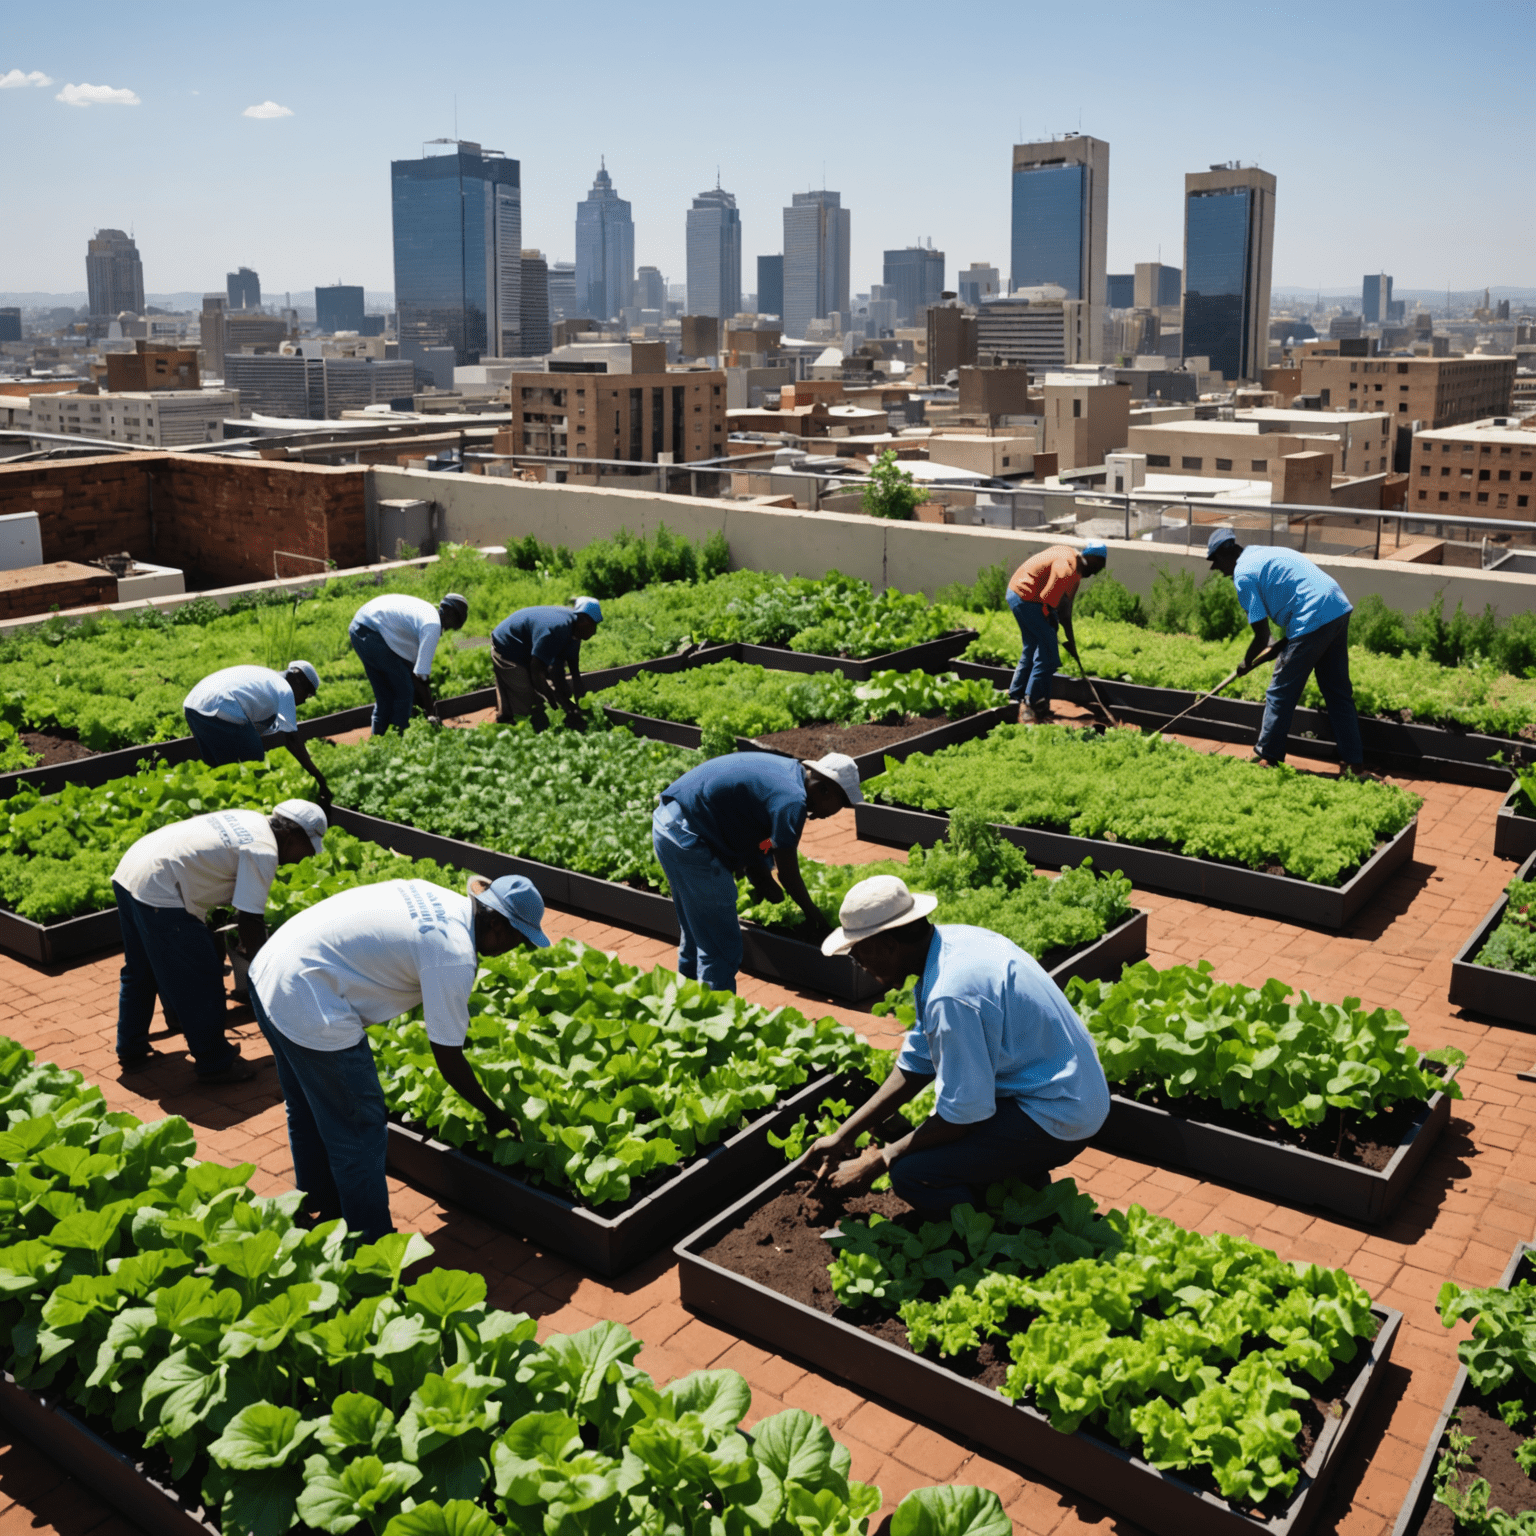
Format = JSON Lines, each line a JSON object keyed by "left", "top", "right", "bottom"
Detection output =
{"left": 2, "top": 0, "right": 1530, "bottom": 304}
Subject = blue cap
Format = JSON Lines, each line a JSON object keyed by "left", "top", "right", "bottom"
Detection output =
{"left": 1082, "top": 540, "right": 1108, "bottom": 561}
{"left": 469, "top": 874, "right": 551, "bottom": 948}
{"left": 573, "top": 595, "right": 603, "bottom": 622}
{"left": 1206, "top": 527, "right": 1238, "bottom": 559}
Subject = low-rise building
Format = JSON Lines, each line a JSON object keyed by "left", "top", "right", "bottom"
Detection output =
{"left": 501, "top": 368, "right": 727, "bottom": 461}
{"left": 1298, "top": 352, "right": 1515, "bottom": 428}
{"left": 29, "top": 388, "right": 238, "bottom": 446}
{"left": 1043, "top": 378, "right": 1131, "bottom": 471}
{"left": 975, "top": 288, "right": 1094, "bottom": 374}
{"left": 1408, "top": 416, "right": 1536, "bottom": 518}
{"left": 1124, "top": 416, "right": 1387, "bottom": 485}
{"left": 223, "top": 354, "right": 416, "bottom": 418}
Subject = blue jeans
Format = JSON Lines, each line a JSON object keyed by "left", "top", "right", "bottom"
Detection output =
{"left": 184, "top": 707, "right": 264, "bottom": 766}
{"left": 652, "top": 801, "right": 743, "bottom": 992}
{"left": 250, "top": 989, "right": 393, "bottom": 1242}
{"left": 1006, "top": 591, "right": 1059, "bottom": 704}
{"left": 350, "top": 621, "right": 418, "bottom": 735}
{"left": 889, "top": 1096, "right": 1087, "bottom": 1218}
{"left": 113, "top": 882, "right": 238, "bottom": 1075}
{"left": 1255, "top": 613, "right": 1363, "bottom": 766}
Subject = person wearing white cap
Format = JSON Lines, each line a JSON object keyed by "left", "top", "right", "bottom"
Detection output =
{"left": 183, "top": 661, "right": 332, "bottom": 805}
{"left": 1004, "top": 541, "right": 1108, "bottom": 725}
{"left": 349, "top": 591, "right": 469, "bottom": 735}
{"left": 489, "top": 597, "right": 603, "bottom": 731}
{"left": 653, "top": 751, "right": 862, "bottom": 991}
{"left": 808, "top": 874, "right": 1109, "bottom": 1216}
{"left": 110, "top": 799, "right": 328, "bottom": 1084}
{"left": 247, "top": 871, "right": 551, "bottom": 1241}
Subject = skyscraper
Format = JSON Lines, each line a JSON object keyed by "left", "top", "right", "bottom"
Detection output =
{"left": 575, "top": 161, "right": 634, "bottom": 322}
{"left": 520, "top": 251, "right": 551, "bottom": 356}
{"left": 782, "top": 191, "right": 849, "bottom": 339}
{"left": 227, "top": 267, "right": 261, "bottom": 310}
{"left": 1134, "top": 263, "right": 1182, "bottom": 309}
{"left": 1181, "top": 163, "right": 1276, "bottom": 383}
{"left": 686, "top": 185, "right": 742, "bottom": 319}
{"left": 882, "top": 247, "right": 945, "bottom": 326}
{"left": 957, "top": 263, "right": 999, "bottom": 306}
{"left": 1106, "top": 274, "right": 1134, "bottom": 309}
{"left": 1010, "top": 136, "right": 1108, "bottom": 309}
{"left": 756, "top": 255, "right": 783, "bottom": 319}
{"left": 548, "top": 262, "right": 577, "bottom": 323}
{"left": 315, "top": 284, "right": 364, "bottom": 333}
{"left": 391, "top": 141, "right": 522, "bottom": 364}
{"left": 85, "top": 229, "right": 144, "bottom": 318}
{"left": 634, "top": 267, "right": 666, "bottom": 313}
{"left": 1363, "top": 273, "right": 1393, "bottom": 326}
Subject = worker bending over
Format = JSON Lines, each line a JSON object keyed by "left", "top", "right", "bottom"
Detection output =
{"left": 349, "top": 591, "right": 469, "bottom": 734}
{"left": 809, "top": 874, "right": 1109, "bottom": 1216}
{"left": 490, "top": 597, "right": 602, "bottom": 730}
{"left": 111, "top": 799, "right": 327, "bottom": 1083}
{"left": 1005, "top": 541, "right": 1108, "bottom": 724}
{"left": 183, "top": 662, "right": 331, "bottom": 804}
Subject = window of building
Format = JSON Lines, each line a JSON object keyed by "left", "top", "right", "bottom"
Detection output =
{"left": 1499, "top": 470, "right": 1511, "bottom": 481}
{"left": 1349, "top": 362, "right": 1357, "bottom": 373}
{"left": 1520, "top": 496, "right": 1530, "bottom": 508}
{"left": 1215, "top": 458, "right": 1232, "bottom": 471}
{"left": 1439, "top": 491, "right": 1450, "bottom": 501}
{"left": 1522, "top": 471, "right": 1534, "bottom": 482}
{"left": 712, "top": 385, "right": 721, "bottom": 396}
{"left": 1478, "top": 492, "right": 1489, "bottom": 503}
{"left": 1441, "top": 466, "right": 1450, "bottom": 476}
{"left": 1418, "top": 490, "right": 1427, "bottom": 501}
{"left": 1498, "top": 494, "right": 1509, "bottom": 508}
{"left": 1397, "top": 362, "right": 1409, "bottom": 374}
{"left": 1251, "top": 459, "right": 1267, "bottom": 472}
{"left": 1399, "top": 402, "right": 1408, "bottom": 412}
{"left": 1418, "top": 465, "right": 1431, "bottom": 477}
{"left": 1147, "top": 454, "right": 1171, "bottom": 467}
{"left": 1479, "top": 469, "right": 1491, "bottom": 481}
{"left": 1380, "top": 458, "right": 1387, "bottom": 470}
{"left": 1461, "top": 491, "right": 1471, "bottom": 502}
{"left": 1181, "top": 456, "right": 1202, "bottom": 470}
{"left": 1073, "top": 398, "right": 1081, "bottom": 418}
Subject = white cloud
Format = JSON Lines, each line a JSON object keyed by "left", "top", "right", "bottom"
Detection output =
{"left": 0, "top": 69, "right": 54, "bottom": 89}
{"left": 56, "top": 81, "right": 140, "bottom": 107}
{"left": 242, "top": 100, "right": 293, "bottom": 119}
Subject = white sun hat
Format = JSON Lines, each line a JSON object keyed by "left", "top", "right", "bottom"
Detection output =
{"left": 803, "top": 752, "right": 863, "bottom": 806}
{"left": 821, "top": 874, "right": 938, "bottom": 956}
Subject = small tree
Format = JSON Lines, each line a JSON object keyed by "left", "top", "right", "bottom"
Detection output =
{"left": 861, "top": 449, "right": 924, "bottom": 520}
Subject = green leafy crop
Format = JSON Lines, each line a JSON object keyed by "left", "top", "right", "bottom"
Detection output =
{"left": 1476, "top": 876, "right": 1536, "bottom": 978}
{"left": 264, "top": 830, "right": 467, "bottom": 932}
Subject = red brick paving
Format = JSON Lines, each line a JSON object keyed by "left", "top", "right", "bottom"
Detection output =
{"left": 0, "top": 747, "right": 1528, "bottom": 1535}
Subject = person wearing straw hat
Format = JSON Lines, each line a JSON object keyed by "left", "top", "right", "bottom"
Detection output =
{"left": 1204, "top": 527, "right": 1371, "bottom": 777}
{"left": 183, "top": 661, "right": 332, "bottom": 805}
{"left": 1004, "top": 541, "right": 1108, "bottom": 725}
{"left": 247, "top": 871, "right": 551, "bottom": 1241}
{"left": 490, "top": 596, "right": 603, "bottom": 731}
{"left": 653, "top": 752, "right": 862, "bottom": 992}
{"left": 110, "top": 799, "right": 328, "bottom": 1084}
{"left": 808, "top": 874, "right": 1109, "bottom": 1217}
{"left": 349, "top": 591, "right": 469, "bottom": 735}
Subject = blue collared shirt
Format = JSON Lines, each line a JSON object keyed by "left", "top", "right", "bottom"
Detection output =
{"left": 491, "top": 606, "right": 580, "bottom": 671}
{"left": 660, "top": 753, "right": 807, "bottom": 874}
{"left": 1233, "top": 547, "right": 1352, "bottom": 639}
{"left": 895, "top": 924, "right": 1110, "bottom": 1140}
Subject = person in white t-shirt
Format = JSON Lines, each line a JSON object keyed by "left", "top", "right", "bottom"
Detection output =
{"left": 247, "top": 872, "right": 550, "bottom": 1241}
{"left": 183, "top": 662, "right": 332, "bottom": 805}
{"left": 111, "top": 799, "right": 327, "bottom": 1083}
{"left": 349, "top": 591, "right": 469, "bottom": 735}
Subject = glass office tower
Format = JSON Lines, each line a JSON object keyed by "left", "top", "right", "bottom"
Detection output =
{"left": 1181, "top": 164, "right": 1275, "bottom": 383}
{"left": 575, "top": 162, "right": 634, "bottom": 322}
{"left": 1011, "top": 164, "right": 1087, "bottom": 296}
{"left": 686, "top": 185, "right": 742, "bottom": 319}
{"left": 391, "top": 142, "right": 521, "bottom": 364}
{"left": 756, "top": 255, "right": 783, "bottom": 319}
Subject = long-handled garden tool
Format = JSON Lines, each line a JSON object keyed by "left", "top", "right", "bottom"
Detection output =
{"left": 1069, "top": 649, "right": 1120, "bottom": 729}
{"left": 1145, "top": 646, "right": 1280, "bottom": 736}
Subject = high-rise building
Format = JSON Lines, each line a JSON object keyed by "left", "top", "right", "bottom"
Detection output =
{"left": 0, "top": 309, "right": 20, "bottom": 343}
{"left": 315, "top": 284, "right": 365, "bottom": 333}
{"left": 1181, "top": 163, "right": 1276, "bottom": 383}
{"left": 520, "top": 251, "right": 551, "bottom": 356}
{"left": 882, "top": 246, "right": 945, "bottom": 326}
{"left": 685, "top": 185, "right": 742, "bottom": 319}
{"left": 1134, "top": 262, "right": 1182, "bottom": 309}
{"left": 633, "top": 266, "right": 666, "bottom": 313}
{"left": 957, "top": 263, "right": 999, "bottom": 306}
{"left": 86, "top": 229, "right": 144, "bottom": 318}
{"left": 1106, "top": 275, "right": 1134, "bottom": 309}
{"left": 548, "top": 262, "right": 577, "bottom": 323}
{"left": 1010, "top": 136, "right": 1108, "bottom": 310}
{"left": 391, "top": 140, "right": 522, "bottom": 365}
{"left": 782, "top": 191, "right": 849, "bottom": 339}
{"left": 226, "top": 267, "right": 261, "bottom": 311}
{"left": 1363, "top": 273, "right": 1394, "bottom": 326}
{"left": 757, "top": 255, "right": 784, "bottom": 319}
{"left": 575, "top": 161, "right": 634, "bottom": 321}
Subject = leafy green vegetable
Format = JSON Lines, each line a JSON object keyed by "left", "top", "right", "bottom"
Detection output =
{"left": 264, "top": 830, "right": 465, "bottom": 932}
{"left": 1476, "top": 876, "right": 1536, "bottom": 977}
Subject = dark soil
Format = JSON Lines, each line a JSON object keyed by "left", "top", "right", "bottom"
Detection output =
{"left": 1416, "top": 1393, "right": 1536, "bottom": 1536}
{"left": 17, "top": 729, "right": 95, "bottom": 768}
{"left": 751, "top": 714, "right": 958, "bottom": 760}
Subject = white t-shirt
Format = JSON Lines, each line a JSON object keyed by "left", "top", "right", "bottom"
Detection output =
{"left": 111, "top": 809, "right": 280, "bottom": 921}
{"left": 353, "top": 594, "right": 443, "bottom": 679}
{"left": 249, "top": 879, "right": 479, "bottom": 1052}
{"left": 184, "top": 666, "right": 298, "bottom": 734}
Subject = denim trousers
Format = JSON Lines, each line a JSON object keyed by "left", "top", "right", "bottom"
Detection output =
{"left": 184, "top": 707, "right": 265, "bottom": 767}
{"left": 888, "top": 1096, "right": 1088, "bottom": 1218}
{"left": 1006, "top": 591, "right": 1060, "bottom": 704}
{"left": 350, "top": 621, "right": 417, "bottom": 735}
{"left": 113, "top": 882, "right": 238, "bottom": 1075}
{"left": 652, "top": 801, "right": 743, "bottom": 992}
{"left": 250, "top": 989, "right": 393, "bottom": 1242}
{"left": 1255, "top": 613, "right": 1364, "bottom": 766}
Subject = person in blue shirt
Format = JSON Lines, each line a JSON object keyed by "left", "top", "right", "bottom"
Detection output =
{"left": 491, "top": 597, "right": 602, "bottom": 731}
{"left": 808, "top": 874, "right": 1109, "bottom": 1216}
{"left": 653, "top": 751, "right": 863, "bottom": 991}
{"left": 1205, "top": 528, "right": 1370, "bottom": 776}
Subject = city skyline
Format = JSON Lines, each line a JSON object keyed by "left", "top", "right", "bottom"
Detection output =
{"left": 2, "top": 0, "right": 1532, "bottom": 304}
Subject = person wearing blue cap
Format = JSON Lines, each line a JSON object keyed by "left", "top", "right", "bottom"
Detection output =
{"left": 490, "top": 596, "right": 603, "bottom": 731}
{"left": 183, "top": 661, "right": 332, "bottom": 804}
{"left": 1205, "top": 528, "right": 1370, "bottom": 775}
{"left": 248, "top": 870, "right": 551, "bottom": 1240}
{"left": 1004, "top": 541, "right": 1108, "bottom": 724}
{"left": 349, "top": 591, "right": 469, "bottom": 735}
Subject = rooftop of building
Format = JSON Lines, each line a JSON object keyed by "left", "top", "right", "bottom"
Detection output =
{"left": 1416, "top": 415, "right": 1536, "bottom": 445}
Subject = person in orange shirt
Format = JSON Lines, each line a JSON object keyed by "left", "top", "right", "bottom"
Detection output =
{"left": 1005, "top": 540, "right": 1107, "bottom": 723}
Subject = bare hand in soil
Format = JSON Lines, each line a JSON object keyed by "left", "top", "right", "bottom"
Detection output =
{"left": 821, "top": 1145, "right": 886, "bottom": 1193}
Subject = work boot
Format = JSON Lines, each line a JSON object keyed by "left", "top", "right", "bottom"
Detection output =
{"left": 1019, "top": 698, "right": 1053, "bottom": 725}
{"left": 197, "top": 1050, "right": 259, "bottom": 1086}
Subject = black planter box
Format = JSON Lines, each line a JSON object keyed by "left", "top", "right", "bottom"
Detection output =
{"left": 732, "top": 630, "right": 978, "bottom": 683}
{"left": 1391, "top": 1241, "right": 1532, "bottom": 1536}
{"left": 386, "top": 1070, "right": 874, "bottom": 1277}
{"left": 855, "top": 801, "right": 1418, "bottom": 929}
{"left": 0, "top": 904, "right": 123, "bottom": 967}
{"left": 1095, "top": 1071, "right": 1459, "bottom": 1224}
{"left": 677, "top": 1162, "right": 1401, "bottom": 1536}
{"left": 949, "top": 661, "right": 1517, "bottom": 789}
{"left": 1494, "top": 786, "right": 1536, "bottom": 862}
{"left": 1448, "top": 849, "right": 1536, "bottom": 1026}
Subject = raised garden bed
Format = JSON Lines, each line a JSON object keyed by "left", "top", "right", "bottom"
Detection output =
{"left": 1495, "top": 784, "right": 1536, "bottom": 862}
{"left": 735, "top": 630, "right": 977, "bottom": 682}
{"left": 1390, "top": 1242, "right": 1532, "bottom": 1536}
{"left": 677, "top": 1162, "right": 1401, "bottom": 1536}
{"left": 855, "top": 800, "right": 1418, "bottom": 929}
{"left": 1448, "top": 848, "right": 1536, "bottom": 1026}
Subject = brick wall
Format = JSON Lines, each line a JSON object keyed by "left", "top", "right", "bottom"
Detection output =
{"left": 0, "top": 456, "right": 152, "bottom": 562}
{"left": 0, "top": 562, "right": 117, "bottom": 620}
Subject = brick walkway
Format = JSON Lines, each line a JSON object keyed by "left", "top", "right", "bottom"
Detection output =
{"left": 0, "top": 750, "right": 1526, "bottom": 1535}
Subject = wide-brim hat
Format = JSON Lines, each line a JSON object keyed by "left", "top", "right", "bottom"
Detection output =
{"left": 803, "top": 752, "right": 863, "bottom": 807}
{"left": 821, "top": 874, "right": 938, "bottom": 956}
